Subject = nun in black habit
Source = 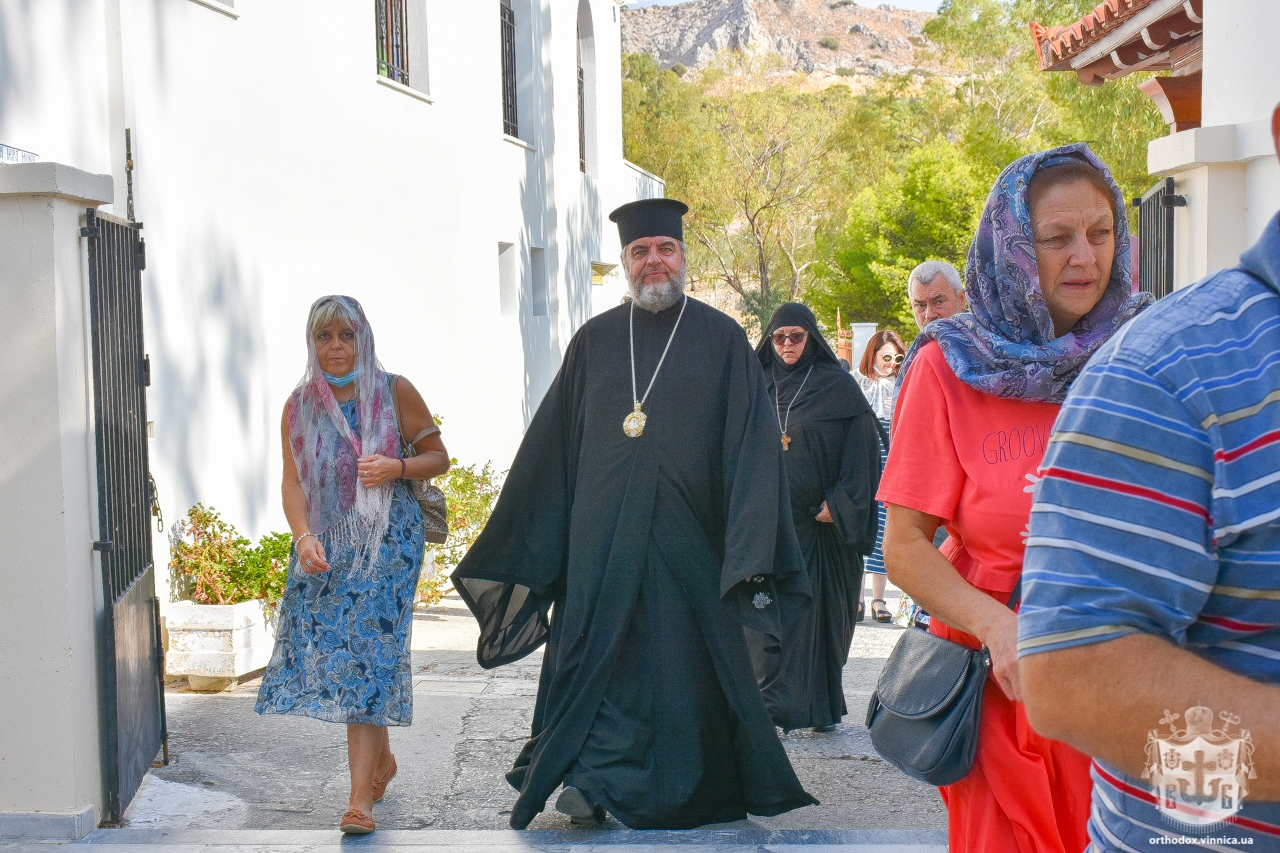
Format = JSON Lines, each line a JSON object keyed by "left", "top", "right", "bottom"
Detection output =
{"left": 747, "top": 303, "right": 882, "bottom": 732}
{"left": 451, "top": 199, "right": 817, "bottom": 830}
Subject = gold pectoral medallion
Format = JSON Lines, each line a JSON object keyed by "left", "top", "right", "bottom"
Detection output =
{"left": 623, "top": 403, "right": 647, "bottom": 438}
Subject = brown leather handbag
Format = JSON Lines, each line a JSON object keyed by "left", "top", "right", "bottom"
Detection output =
{"left": 391, "top": 376, "right": 448, "bottom": 544}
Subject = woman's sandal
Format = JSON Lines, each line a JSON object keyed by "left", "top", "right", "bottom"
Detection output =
{"left": 340, "top": 808, "right": 376, "bottom": 834}
{"left": 856, "top": 600, "right": 866, "bottom": 622}
{"left": 871, "top": 598, "right": 892, "bottom": 623}
{"left": 372, "top": 755, "right": 398, "bottom": 803}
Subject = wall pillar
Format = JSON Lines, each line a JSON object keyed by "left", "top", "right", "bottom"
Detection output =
{"left": 0, "top": 162, "right": 114, "bottom": 840}
{"left": 1148, "top": 121, "right": 1273, "bottom": 289}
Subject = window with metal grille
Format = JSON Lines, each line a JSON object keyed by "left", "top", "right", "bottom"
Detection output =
{"left": 501, "top": 0, "right": 519, "bottom": 137}
{"left": 376, "top": 0, "right": 410, "bottom": 86}
{"left": 578, "top": 36, "right": 586, "bottom": 172}
{"left": 1133, "top": 177, "right": 1185, "bottom": 300}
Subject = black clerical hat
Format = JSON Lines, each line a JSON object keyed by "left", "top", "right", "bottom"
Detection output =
{"left": 608, "top": 198, "right": 690, "bottom": 246}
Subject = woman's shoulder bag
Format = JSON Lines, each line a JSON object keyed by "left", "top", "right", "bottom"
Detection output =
{"left": 864, "top": 581, "right": 1019, "bottom": 787}
{"left": 391, "top": 375, "right": 449, "bottom": 544}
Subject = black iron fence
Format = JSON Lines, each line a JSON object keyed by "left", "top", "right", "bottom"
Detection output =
{"left": 1133, "top": 177, "right": 1185, "bottom": 300}
{"left": 501, "top": 0, "right": 518, "bottom": 137}
{"left": 376, "top": 0, "right": 410, "bottom": 86}
{"left": 84, "top": 208, "right": 166, "bottom": 825}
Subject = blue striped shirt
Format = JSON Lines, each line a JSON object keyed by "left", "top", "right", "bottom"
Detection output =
{"left": 1020, "top": 214, "right": 1280, "bottom": 851}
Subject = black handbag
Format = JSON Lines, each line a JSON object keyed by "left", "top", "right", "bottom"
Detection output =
{"left": 864, "top": 583, "right": 1019, "bottom": 787}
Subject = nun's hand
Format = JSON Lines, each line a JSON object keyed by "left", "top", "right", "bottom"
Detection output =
{"left": 357, "top": 455, "right": 399, "bottom": 489}
{"left": 815, "top": 501, "right": 833, "bottom": 523}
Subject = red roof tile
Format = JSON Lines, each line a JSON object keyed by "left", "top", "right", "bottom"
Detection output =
{"left": 1030, "top": 0, "right": 1203, "bottom": 83}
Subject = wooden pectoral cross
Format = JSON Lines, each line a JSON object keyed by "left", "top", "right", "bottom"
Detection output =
{"left": 781, "top": 433, "right": 791, "bottom": 451}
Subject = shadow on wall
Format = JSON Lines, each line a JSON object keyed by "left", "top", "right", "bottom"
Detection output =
{"left": 0, "top": 0, "right": 116, "bottom": 172}
{"left": 145, "top": 233, "right": 271, "bottom": 536}
{"left": 565, "top": 175, "right": 602, "bottom": 334}
{"left": 515, "top": 0, "right": 561, "bottom": 428}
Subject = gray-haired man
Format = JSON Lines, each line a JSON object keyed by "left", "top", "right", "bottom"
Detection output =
{"left": 908, "top": 260, "right": 965, "bottom": 330}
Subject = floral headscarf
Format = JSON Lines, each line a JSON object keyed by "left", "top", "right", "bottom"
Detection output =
{"left": 898, "top": 143, "right": 1153, "bottom": 403}
{"left": 286, "top": 295, "right": 399, "bottom": 575}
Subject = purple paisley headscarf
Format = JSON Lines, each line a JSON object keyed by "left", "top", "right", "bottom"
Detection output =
{"left": 286, "top": 295, "right": 400, "bottom": 576}
{"left": 898, "top": 143, "right": 1153, "bottom": 403}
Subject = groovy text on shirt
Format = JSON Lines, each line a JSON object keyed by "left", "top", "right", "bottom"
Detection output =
{"left": 981, "top": 421, "right": 1055, "bottom": 465}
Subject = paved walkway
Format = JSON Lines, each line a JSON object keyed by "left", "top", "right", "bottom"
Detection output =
{"left": 2, "top": 587, "right": 946, "bottom": 851}
{"left": 2, "top": 828, "right": 947, "bottom": 852}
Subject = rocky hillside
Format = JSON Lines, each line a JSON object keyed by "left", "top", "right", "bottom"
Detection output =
{"left": 621, "top": 0, "right": 933, "bottom": 83}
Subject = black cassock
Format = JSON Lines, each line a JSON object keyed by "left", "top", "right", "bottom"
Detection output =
{"left": 452, "top": 296, "right": 817, "bottom": 830}
{"left": 747, "top": 303, "right": 881, "bottom": 731}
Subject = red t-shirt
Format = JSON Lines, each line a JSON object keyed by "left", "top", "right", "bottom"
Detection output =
{"left": 876, "top": 342, "right": 1060, "bottom": 596}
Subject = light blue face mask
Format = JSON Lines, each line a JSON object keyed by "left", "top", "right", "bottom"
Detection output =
{"left": 323, "top": 366, "right": 363, "bottom": 387}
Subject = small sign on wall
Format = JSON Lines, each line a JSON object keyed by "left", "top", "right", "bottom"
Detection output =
{"left": 0, "top": 144, "right": 38, "bottom": 165}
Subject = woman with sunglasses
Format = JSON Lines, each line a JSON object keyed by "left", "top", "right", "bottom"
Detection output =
{"left": 855, "top": 330, "right": 905, "bottom": 623}
{"left": 747, "top": 303, "right": 882, "bottom": 733}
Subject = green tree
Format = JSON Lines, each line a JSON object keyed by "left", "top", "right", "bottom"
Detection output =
{"left": 808, "top": 139, "right": 987, "bottom": 337}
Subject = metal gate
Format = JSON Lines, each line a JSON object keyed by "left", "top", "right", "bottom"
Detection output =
{"left": 83, "top": 208, "right": 167, "bottom": 826}
{"left": 1133, "top": 177, "right": 1186, "bottom": 300}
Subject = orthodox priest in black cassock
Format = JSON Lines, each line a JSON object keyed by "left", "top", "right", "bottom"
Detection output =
{"left": 451, "top": 199, "right": 818, "bottom": 830}
{"left": 746, "top": 303, "right": 882, "bottom": 732}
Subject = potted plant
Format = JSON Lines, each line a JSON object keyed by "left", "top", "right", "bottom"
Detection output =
{"left": 166, "top": 504, "right": 290, "bottom": 691}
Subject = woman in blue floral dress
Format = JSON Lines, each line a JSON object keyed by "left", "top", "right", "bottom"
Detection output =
{"left": 256, "top": 295, "right": 449, "bottom": 834}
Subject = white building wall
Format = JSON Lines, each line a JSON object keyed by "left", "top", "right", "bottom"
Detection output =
{"left": 0, "top": 0, "right": 655, "bottom": 573}
{"left": 1148, "top": 0, "right": 1280, "bottom": 287}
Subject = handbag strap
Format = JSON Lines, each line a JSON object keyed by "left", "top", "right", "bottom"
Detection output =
{"left": 1006, "top": 577, "right": 1021, "bottom": 610}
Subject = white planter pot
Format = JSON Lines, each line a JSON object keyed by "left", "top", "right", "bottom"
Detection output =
{"left": 165, "top": 599, "right": 277, "bottom": 691}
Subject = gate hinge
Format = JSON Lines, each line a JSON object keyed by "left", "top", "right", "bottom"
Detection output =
{"left": 93, "top": 540, "right": 113, "bottom": 552}
{"left": 1162, "top": 194, "right": 1188, "bottom": 208}
{"left": 136, "top": 238, "right": 147, "bottom": 270}
{"left": 81, "top": 225, "right": 101, "bottom": 238}
{"left": 142, "top": 355, "right": 151, "bottom": 387}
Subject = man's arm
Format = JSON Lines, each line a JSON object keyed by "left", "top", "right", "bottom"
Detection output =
{"left": 1021, "top": 632, "right": 1280, "bottom": 800}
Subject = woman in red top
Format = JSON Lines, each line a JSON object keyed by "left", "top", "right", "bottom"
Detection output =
{"left": 877, "top": 145, "right": 1151, "bottom": 853}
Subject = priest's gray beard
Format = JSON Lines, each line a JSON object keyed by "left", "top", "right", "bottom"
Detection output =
{"left": 626, "top": 264, "right": 688, "bottom": 313}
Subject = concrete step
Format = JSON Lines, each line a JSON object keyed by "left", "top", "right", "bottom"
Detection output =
{"left": 2, "top": 828, "right": 947, "bottom": 852}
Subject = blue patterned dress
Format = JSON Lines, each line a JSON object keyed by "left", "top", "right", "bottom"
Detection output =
{"left": 256, "top": 396, "right": 426, "bottom": 726}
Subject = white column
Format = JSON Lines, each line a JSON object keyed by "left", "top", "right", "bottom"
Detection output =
{"left": 0, "top": 162, "right": 114, "bottom": 840}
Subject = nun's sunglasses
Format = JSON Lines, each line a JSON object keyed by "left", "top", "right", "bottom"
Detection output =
{"left": 771, "top": 331, "right": 808, "bottom": 346}
{"left": 880, "top": 353, "right": 906, "bottom": 365}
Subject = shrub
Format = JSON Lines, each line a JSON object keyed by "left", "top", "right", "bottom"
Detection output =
{"left": 670, "top": 62, "right": 687, "bottom": 77}
{"left": 819, "top": 36, "right": 840, "bottom": 50}
{"left": 417, "top": 460, "right": 505, "bottom": 606}
{"left": 835, "top": 67, "right": 856, "bottom": 76}
{"left": 169, "top": 505, "right": 289, "bottom": 607}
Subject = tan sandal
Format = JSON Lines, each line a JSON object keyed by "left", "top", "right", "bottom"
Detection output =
{"left": 340, "top": 808, "right": 375, "bottom": 834}
{"left": 372, "top": 755, "right": 398, "bottom": 803}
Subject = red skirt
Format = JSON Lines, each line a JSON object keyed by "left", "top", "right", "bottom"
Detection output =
{"left": 931, "top": 602, "right": 1093, "bottom": 853}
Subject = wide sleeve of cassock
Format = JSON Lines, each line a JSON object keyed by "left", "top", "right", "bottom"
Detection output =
{"left": 450, "top": 340, "right": 583, "bottom": 670}
{"left": 719, "top": 329, "right": 811, "bottom": 641}
{"left": 824, "top": 411, "right": 882, "bottom": 555}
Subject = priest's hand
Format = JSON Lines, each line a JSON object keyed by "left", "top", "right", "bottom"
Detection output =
{"left": 358, "top": 454, "right": 400, "bottom": 488}
{"left": 815, "top": 502, "right": 833, "bottom": 523}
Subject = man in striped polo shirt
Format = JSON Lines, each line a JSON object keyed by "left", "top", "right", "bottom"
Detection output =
{"left": 1018, "top": 103, "right": 1280, "bottom": 852}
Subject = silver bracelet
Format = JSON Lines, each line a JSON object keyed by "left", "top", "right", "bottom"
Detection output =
{"left": 295, "top": 532, "right": 318, "bottom": 549}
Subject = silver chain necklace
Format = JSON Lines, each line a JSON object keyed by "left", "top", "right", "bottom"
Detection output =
{"left": 623, "top": 296, "right": 688, "bottom": 438}
{"left": 774, "top": 364, "right": 814, "bottom": 451}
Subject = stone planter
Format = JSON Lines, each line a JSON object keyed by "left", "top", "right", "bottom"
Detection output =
{"left": 165, "top": 599, "right": 277, "bottom": 691}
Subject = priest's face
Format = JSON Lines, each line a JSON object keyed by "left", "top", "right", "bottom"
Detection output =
{"left": 623, "top": 236, "right": 687, "bottom": 312}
